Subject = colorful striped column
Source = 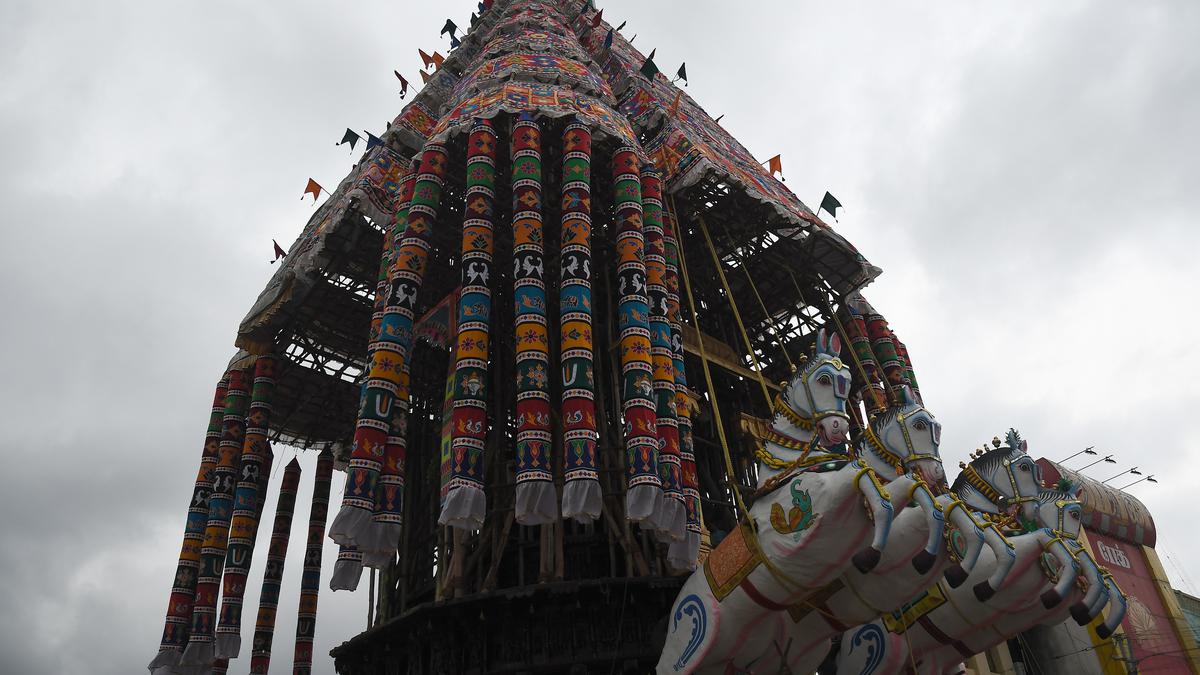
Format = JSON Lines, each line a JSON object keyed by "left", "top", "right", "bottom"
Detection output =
{"left": 843, "top": 299, "right": 887, "bottom": 414}
{"left": 362, "top": 161, "right": 419, "bottom": 564}
{"left": 330, "top": 543, "right": 364, "bottom": 592}
{"left": 559, "top": 120, "right": 601, "bottom": 523}
{"left": 248, "top": 457, "right": 301, "bottom": 674}
{"left": 215, "top": 354, "right": 279, "bottom": 659}
{"left": 865, "top": 306, "right": 906, "bottom": 401}
{"left": 148, "top": 373, "right": 230, "bottom": 673}
{"left": 441, "top": 118, "right": 499, "bottom": 531}
{"left": 663, "top": 206, "right": 701, "bottom": 569}
{"left": 612, "top": 145, "right": 662, "bottom": 523}
{"left": 894, "top": 337, "right": 921, "bottom": 400}
{"left": 331, "top": 141, "right": 449, "bottom": 548}
{"left": 295, "top": 448, "right": 334, "bottom": 674}
{"left": 511, "top": 112, "right": 556, "bottom": 525}
{"left": 641, "top": 167, "right": 684, "bottom": 541}
{"left": 180, "top": 367, "right": 252, "bottom": 666}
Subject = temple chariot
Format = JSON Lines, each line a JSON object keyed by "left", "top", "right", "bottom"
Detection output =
{"left": 148, "top": 1, "right": 1130, "bottom": 673}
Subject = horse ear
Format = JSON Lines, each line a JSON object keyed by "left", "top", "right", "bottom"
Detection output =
{"left": 898, "top": 385, "right": 916, "bottom": 407}
{"left": 1020, "top": 440, "right": 1028, "bottom": 454}
{"left": 828, "top": 331, "right": 842, "bottom": 355}
{"left": 815, "top": 327, "right": 830, "bottom": 355}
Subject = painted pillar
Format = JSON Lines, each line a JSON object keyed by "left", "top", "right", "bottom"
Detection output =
{"left": 294, "top": 448, "right": 334, "bottom": 674}
{"left": 248, "top": 457, "right": 301, "bottom": 674}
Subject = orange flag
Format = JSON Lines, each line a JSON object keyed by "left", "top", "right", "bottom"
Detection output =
{"left": 766, "top": 155, "right": 782, "bottom": 177}
{"left": 303, "top": 178, "right": 323, "bottom": 202}
{"left": 432, "top": 51, "right": 445, "bottom": 68}
{"left": 419, "top": 70, "right": 431, "bottom": 84}
{"left": 669, "top": 91, "right": 682, "bottom": 118}
{"left": 419, "top": 49, "right": 435, "bottom": 69}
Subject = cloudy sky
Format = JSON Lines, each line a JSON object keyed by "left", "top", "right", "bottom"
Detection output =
{"left": 1, "top": 0, "right": 1197, "bottom": 673}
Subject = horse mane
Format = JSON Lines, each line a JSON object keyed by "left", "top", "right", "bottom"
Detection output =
{"left": 950, "top": 444, "right": 1026, "bottom": 494}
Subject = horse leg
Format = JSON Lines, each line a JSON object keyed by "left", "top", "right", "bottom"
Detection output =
{"left": 975, "top": 520, "right": 1018, "bottom": 598}
{"left": 1095, "top": 575, "right": 1127, "bottom": 640}
{"left": 1035, "top": 537, "right": 1080, "bottom": 609}
{"left": 1068, "top": 545, "right": 1107, "bottom": 625}
{"left": 851, "top": 465, "right": 895, "bottom": 573}
{"left": 891, "top": 477, "right": 943, "bottom": 575}
{"left": 939, "top": 499, "right": 984, "bottom": 588}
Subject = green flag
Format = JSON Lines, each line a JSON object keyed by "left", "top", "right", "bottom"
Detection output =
{"left": 819, "top": 191, "right": 842, "bottom": 218}
{"left": 639, "top": 56, "right": 659, "bottom": 80}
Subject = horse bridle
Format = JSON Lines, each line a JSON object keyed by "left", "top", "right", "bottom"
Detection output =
{"left": 961, "top": 454, "right": 1039, "bottom": 508}
{"left": 756, "top": 356, "right": 852, "bottom": 470}
{"left": 862, "top": 403, "right": 942, "bottom": 472}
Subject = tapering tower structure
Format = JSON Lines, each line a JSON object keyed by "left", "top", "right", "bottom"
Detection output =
{"left": 151, "top": 1, "right": 929, "bottom": 673}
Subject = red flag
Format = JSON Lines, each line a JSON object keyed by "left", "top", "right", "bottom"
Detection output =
{"left": 419, "top": 70, "right": 431, "bottom": 84}
{"left": 419, "top": 49, "right": 435, "bottom": 69}
{"left": 271, "top": 239, "right": 288, "bottom": 263}
{"left": 432, "top": 51, "right": 445, "bottom": 68}
{"left": 303, "top": 178, "right": 323, "bottom": 202}
{"left": 592, "top": 8, "right": 604, "bottom": 28}
{"left": 394, "top": 70, "right": 409, "bottom": 97}
{"left": 766, "top": 155, "right": 782, "bottom": 178}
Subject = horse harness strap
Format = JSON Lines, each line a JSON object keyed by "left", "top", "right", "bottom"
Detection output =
{"left": 960, "top": 463, "right": 1003, "bottom": 503}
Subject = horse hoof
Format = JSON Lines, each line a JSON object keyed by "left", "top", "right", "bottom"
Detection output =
{"left": 1097, "top": 624, "right": 1114, "bottom": 640}
{"left": 973, "top": 581, "right": 995, "bottom": 602}
{"left": 1041, "top": 590, "right": 1062, "bottom": 609}
{"left": 911, "top": 550, "right": 936, "bottom": 575}
{"left": 944, "top": 565, "right": 969, "bottom": 588}
{"left": 1070, "top": 602, "right": 1092, "bottom": 625}
{"left": 852, "top": 547, "right": 882, "bottom": 573}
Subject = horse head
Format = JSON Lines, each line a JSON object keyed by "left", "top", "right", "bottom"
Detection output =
{"left": 861, "top": 385, "right": 947, "bottom": 492}
{"left": 778, "top": 328, "right": 852, "bottom": 447}
{"left": 1032, "top": 482, "right": 1083, "bottom": 538}
{"left": 951, "top": 429, "right": 1042, "bottom": 520}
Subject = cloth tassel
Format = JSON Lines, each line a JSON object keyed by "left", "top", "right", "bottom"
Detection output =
{"left": 664, "top": 205, "right": 701, "bottom": 570}
{"left": 214, "top": 355, "right": 280, "bottom": 659}
{"left": 559, "top": 119, "right": 601, "bottom": 523}
{"left": 149, "top": 373, "right": 231, "bottom": 671}
{"left": 511, "top": 112, "right": 557, "bottom": 526}
{"left": 334, "top": 142, "right": 449, "bottom": 547}
{"left": 330, "top": 546, "right": 364, "bottom": 591}
{"left": 248, "top": 457, "right": 301, "bottom": 674}
{"left": 641, "top": 167, "right": 685, "bottom": 542}
{"left": 612, "top": 145, "right": 663, "bottom": 521}
{"left": 362, "top": 164, "right": 419, "bottom": 562}
{"left": 294, "top": 448, "right": 334, "bottom": 673}
{"left": 441, "top": 118, "right": 498, "bottom": 531}
{"left": 180, "top": 368, "right": 253, "bottom": 665}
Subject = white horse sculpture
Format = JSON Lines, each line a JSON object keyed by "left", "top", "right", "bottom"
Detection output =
{"left": 908, "top": 486, "right": 1125, "bottom": 674}
{"left": 657, "top": 329, "right": 897, "bottom": 674}
{"left": 742, "top": 388, "right": 1020, "bottom": 674}
{"left": 837, "top": 469, "right": 1125, "bottom": 675}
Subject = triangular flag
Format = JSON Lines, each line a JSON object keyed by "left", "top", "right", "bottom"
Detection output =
{"left": 648, "top": 48, "right": 656, "bottom": 60}
{"left": 592, "top": 8, "right": 604, "bottom": 28}
{"left": 714, "top": 114, "right": 724, "bottom": 123}
{"left": 676, "top": 63, "right": 688, "bottom": 84}
{"left": 819, "top": 191, "right": 843, "bottom": 218}
{"left": 337, "top": 128, "right": 361, "bottom": 151}
{"left": 639, "top": 55, "right": 659, "bottom": 80}
{"left": 365, "top": 132, "right": 383, "bottom": 152}
{"left": 478, "top": 2, "right": 485, "bottom": 11}
{"left": 483, "top": 0, "right": 493, "bottom": 8}
{"left": 616, "top": 20, "right": 627, "bottom": 31}
{"left": 395, "top": 70, "right": 409, "bottom": 97}
{"left": 271, "top": 239, "right": 288, "bottom": 263}
{"left": 441, "top": 19, "right": 457, "bottom": 37}
{"left": 604, "top": 29, "right": 614, "bottom": 49}
{"left": 669, "top": 91, "right": 682, "bottom": 117}
{"left": 450, "top": 35, "right": 461, "bottom": 49}
{"left": 432, "top": 52, "right": 445, "bottom": 68}
{"left": 419, "top": 69, "right": 431, "bottom": 84}
{"left": 470, "top": 12, "right": 479, "bottom": 27}
{"left": 303, "top": 178, "right": 323, "bottom": 202}
{"left": 766, "top": 155, "right": 782, "bottom": 177}
{"left": 419, "top": 49, "right": 435, "bottom": 69}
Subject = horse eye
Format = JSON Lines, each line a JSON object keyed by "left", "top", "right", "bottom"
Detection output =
{"left": 1019, "top": 464, "right": 1030, "bottom": 472}
{"left": 817, "top": 373, "right": 832, "bottom": 385}
{"left": 914, "top": 420, "right": 927, "bottom": 431}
